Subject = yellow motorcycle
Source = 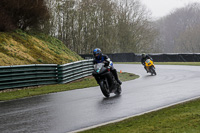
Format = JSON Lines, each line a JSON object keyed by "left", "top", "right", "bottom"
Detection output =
{"left": 145, "top": 59, "right": 156, "bottom": 75}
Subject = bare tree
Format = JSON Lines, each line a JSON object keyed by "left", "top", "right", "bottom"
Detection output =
{"left": 153, "top": 3, "right": 200, "bottom": 53}
{"left": 45, "top": 0, "right": 157, "bottom": 54}
{"left": 0, "top": 0, "right": 50, "bottom": 31}
{"left": 115, "top": 0, "right": 158, "bottom": 53}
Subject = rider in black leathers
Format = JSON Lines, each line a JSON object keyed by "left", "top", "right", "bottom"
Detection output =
{"left": 141, "top": 53, "right": 153, "bottom": 73}
{"left": 92, "top": 48, "right": 122, "bottom": 85}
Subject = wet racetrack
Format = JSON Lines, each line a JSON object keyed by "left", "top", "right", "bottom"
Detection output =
{"left": 1, "top": 64, "right": 200, "bottom": 133}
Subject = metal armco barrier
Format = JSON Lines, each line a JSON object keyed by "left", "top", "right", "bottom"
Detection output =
{"left": 58, "top": 59, "right": 93, "bottom": 84}
{"left": 0, "top": 59, "right": 94, "bottom": 90}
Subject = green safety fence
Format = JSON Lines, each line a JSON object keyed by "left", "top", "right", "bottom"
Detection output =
{"left": 58, "top": 59, "right": 93, "bottom": 84}
{"left": 0, "top": 59, "right": 93, "bottom": 90}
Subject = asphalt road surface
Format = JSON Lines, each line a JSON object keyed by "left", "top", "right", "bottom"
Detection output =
{"left": 1, "top": 64, "right": 200, "bottom": 133}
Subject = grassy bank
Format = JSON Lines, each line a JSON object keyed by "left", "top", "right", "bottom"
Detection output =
{"left": 0, "top": 72, "right": 139, "bottom": 101}
{"left": 0, "top": 30, "right": 82, "bottom": 66}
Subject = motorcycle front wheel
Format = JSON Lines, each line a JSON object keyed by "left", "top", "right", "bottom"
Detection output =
{"left": 150, "top": 66, "right": 156, "bottom": 75}
{"left": 99, "top": 80, "right": 110, "bottom": 98}
{"left": 114, "top": 85, "right": 122, "bottom": 95}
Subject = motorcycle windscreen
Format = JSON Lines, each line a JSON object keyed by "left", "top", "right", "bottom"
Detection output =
{"left": 145, "top": 59, "right": 151, "bottom": 63}
{"left": 94, "top": 63, "right": 105, "bottom": 73}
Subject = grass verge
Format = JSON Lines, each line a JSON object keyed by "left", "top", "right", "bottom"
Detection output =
{"left": 79, "top": 99, "right": 200, "bottom": 133}
{"left": 0, "top": 72, "right": 139, "bottom": 101}
{"left": 156, "top": 62, "right": 200, "bottom": 66}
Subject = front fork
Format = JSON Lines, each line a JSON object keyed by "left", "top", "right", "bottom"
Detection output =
{"left": 147, "top": 64, "right": 155, "bottom": 71}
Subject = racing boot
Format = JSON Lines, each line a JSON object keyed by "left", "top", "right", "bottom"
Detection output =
{"left": 144, "top": 66, "right": 148, "bottom": 73}
{"left": 112, "top": 69, "right": 122, "bottom": 85}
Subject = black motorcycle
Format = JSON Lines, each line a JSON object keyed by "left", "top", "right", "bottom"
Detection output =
{"left": 93, "top": 63, "right": 122, "bottom": 98}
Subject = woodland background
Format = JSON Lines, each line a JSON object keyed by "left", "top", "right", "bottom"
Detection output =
{"left": 1, "top": 0, "right": 200, "bottom": 54}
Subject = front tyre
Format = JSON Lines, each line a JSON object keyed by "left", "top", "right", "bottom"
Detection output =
{"left": 150, "top": 66, "right": 156, "bottom": 75}
{"left": 99, "top": 81, "right": 110, "bottom": 98}
{"left": 114, "top": 85, "right": 122, "bottom": 95}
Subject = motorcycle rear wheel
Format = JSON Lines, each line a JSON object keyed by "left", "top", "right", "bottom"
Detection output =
{"left": 99, "top": 81, "right": 110, "bottom": 98}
